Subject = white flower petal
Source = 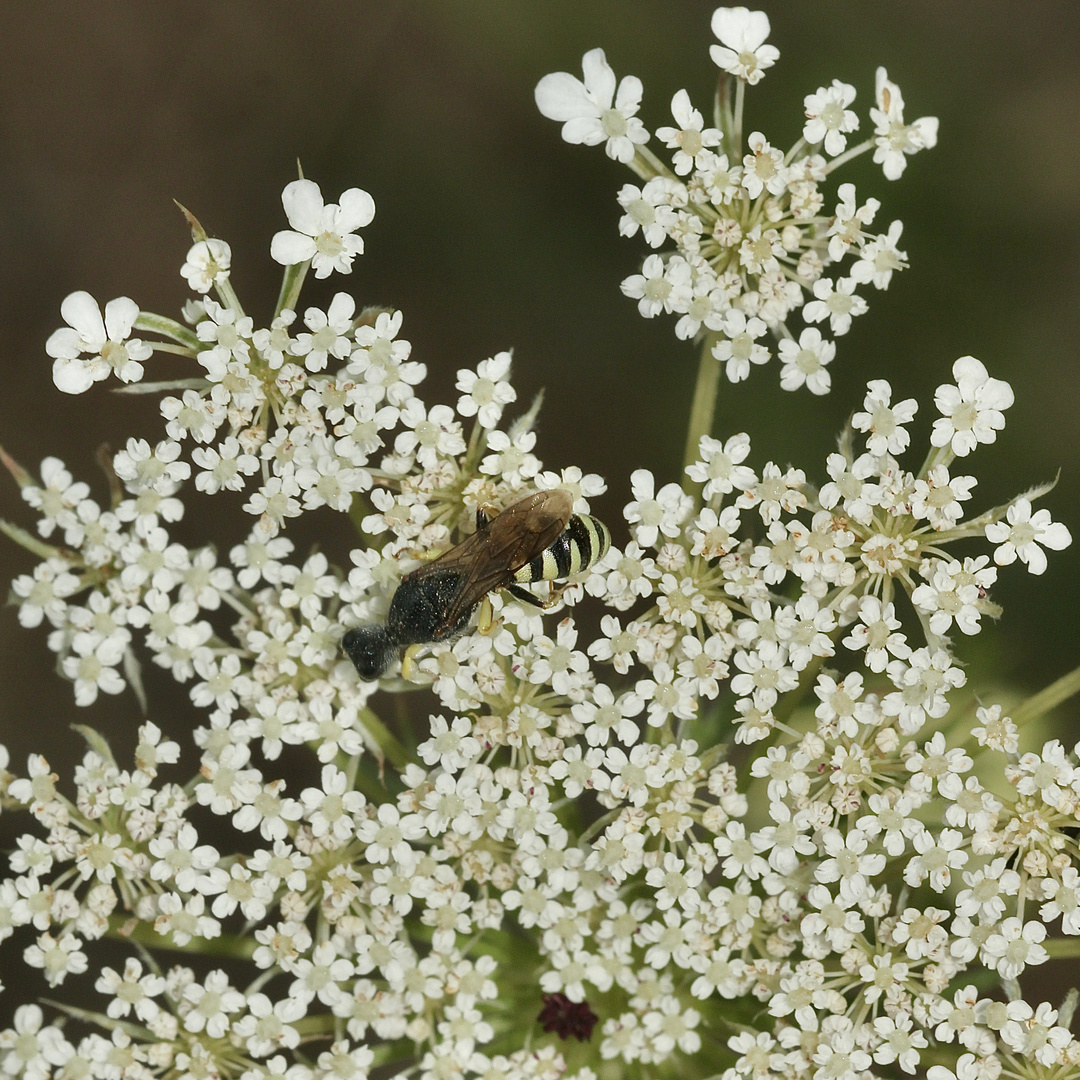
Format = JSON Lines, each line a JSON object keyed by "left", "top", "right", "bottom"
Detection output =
{"left": 44, "top": 326, "right": 82, "bottom": 361}
{"left": 712, "top": 6, "right": 771, "bottom": 51}
{"left": 335, "top": 188, "right": 376, "bottom": 232}
{"left": 614, "top": 74, "right": 644, "bottom": 113}
{"left": 52, "top": 357, "right": 95, "bottom": 395}
{"left": 280, "top": 179, "right": 325, "bottom": 235}
{"left": 60, "top": 291, "right": 106, "bottom": 347}
{"left": 270, "top": 230, "right": 318, "bottom": 267}
{"left": 535, "top": 71, "right": 596, "bottom": 122}
{"left": 561, "top": 116, "right": 606, "bottom": 146}
{"left": 581, "top": 47, "right": 616, "bottom": 107}
{"left": 103, "top": 296, "right": 140, "bottom": 342}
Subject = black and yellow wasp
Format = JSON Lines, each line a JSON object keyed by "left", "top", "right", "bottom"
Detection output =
{"left": 342, "top": 489, "right": 610, "bottom": 681}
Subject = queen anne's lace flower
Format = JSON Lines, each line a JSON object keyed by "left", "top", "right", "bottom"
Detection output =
{"left": 2, "top": 12, "right": 1076, "bottom": 1080}
{"left": 534, "top": 48, "right": 649, "bottom": 164}
{"left": 47, "top": 291, "right": 152, "bottom": 394}
{"left": 537, "top": 10, "right": 936, "bottom": 398}
{"left": 709, "top": 6, "right": 779, "bottom": 84}
{"left": 270, "top": 179, "right": 375, "bottom": 279}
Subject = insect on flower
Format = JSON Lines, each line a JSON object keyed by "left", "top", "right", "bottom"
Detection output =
{"left": 343, "top": 489, "right": 610, "bottom": 680}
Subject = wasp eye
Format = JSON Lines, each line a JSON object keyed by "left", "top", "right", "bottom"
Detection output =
{"left": 342, "top": 625, "right": 399, "bottom": 681}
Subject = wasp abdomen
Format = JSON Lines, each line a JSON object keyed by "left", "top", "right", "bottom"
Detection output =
{"left": 514, "top": 514, "right": 610, "bottom": 585}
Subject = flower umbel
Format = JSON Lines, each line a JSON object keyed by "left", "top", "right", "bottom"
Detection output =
{"left": 537, "top": 7, "right": 938, "bottom": 397}
{"left": 1, "top": 10, "right": 1077, "bottom": 1080}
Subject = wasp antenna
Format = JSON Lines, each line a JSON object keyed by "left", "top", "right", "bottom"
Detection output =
{"left": 342, "top": 624, "right": 400, "bottom": 681}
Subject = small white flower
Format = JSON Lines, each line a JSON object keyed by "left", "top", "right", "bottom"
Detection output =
{"left": 711, "top": 309, "right": 770, "bottom": 383}
{"left": 803, "top": 80, "right": 859, "bottom": 156}
{"left": 183, "top": 969, "right": 245, "bottom": 1038}
{"left": 535, "top": 47, "right": 649, "bottom": 164}
{"left": 47, "top": 291, "right": 151, "bottom": 394}
{"left": 291, "top": 292, "right": 356, "bottom": 372}
{"left": 741, "top": 131, "right": 787, "bottom": 198}
{"left": 827, "top": 183, "right": 879, "bottom": 262}
{"left": 300, "top": 764, "right": 366, "bottom": 843}
{"left": 394, "top": 400, "right": 467, "bottom": 468}
{"left": 616, "top": 179, "right": 680, "bottom": 247}
{"left": 11, "top": 558, "right": 80, "bottom": 629}
{"left": 801, "top": 275, "right": 867, "bottom": 336}
{"left": 624, "top": 469, "right": 692, "bottom": 548}
{"left": 192, "top": 437, "right": 260, "bottom": 494}
{"left": 61, "top": 636, "right": 126, "bottom": 706}
{"left": 686, "top": 432, "right": 755, "bottom": 499}
{"left": 479, "top": 429, "right": 541, "bottom": 485}
{"left": 985, "top": 498, "right": 1071, "bottom": 575}
{"left": 928, "top": 1056, "right": 980, "bottom": 1080}
{"left": 871, "top": 67, "right": 939, "bottom": 180}
{"left": 909, "top": 464, "right": 975, "bottom": 530}
{"left": 852, "top": 379, "right": 918, "bottom": 456}
{"left": 23, "top": 931, "right": 88, "bottom": 987}
{"left": 656, "top": 89, "right": 721, "bottom": 175}
{"left": 911, "top": 557, "right": 993, "bottom": 635}
{"left": 778, "top": 327, "right": 834, "bottom": 395}
{"left": 181, "top": 238, "right": 232, "bottom": 294}
{"left": 96, "top": 959, "right": 165, "bottom": 1022}
{"left": 456, "top": 351, "right": 517, "bottom": 428}
{"left": 621, "top": 253, "right": 692, "bottom": 318}
{"left": 270, "top": 178, "right": 375, "bottom": 278}
{"left": 850, "top": 219, "right": 907, "bottom": 289}
{"left": 710, "top": 7, "right": 779, "bottom": 84}
{"left": 0, "top": 1005, "right": 73, "bottom": 1078}
{"left": 982, "top": 918, "right": 1048, "bottom": 979}
{"left": 931, "top": 355, "right": 1014, "bottom": 456}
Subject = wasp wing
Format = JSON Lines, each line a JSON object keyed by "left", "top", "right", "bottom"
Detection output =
{"left": 416, "top": 490, "right": 574, "bottom": 637}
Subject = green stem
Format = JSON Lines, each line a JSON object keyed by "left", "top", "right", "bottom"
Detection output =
{"left": 732, "top": 78, "right": 745, "bottom": 159}
{"left": 1045, "top": 937, "right": 1080, "bottom": 960}
{"left": 628, "top": 144, "right": 672, "bottom": 183}
{"left": 823, "top": 136, "right": 875, "bottom": 175}
{"left": 214, "top": 276, "right": 246, "bottom": 319}
{"left": 106, "top": 916, "right": 257, "bottom": 959}
{"left": 147, "top": 342, "right": 199, "bottom": 358}
{"left": 134, "top": 312, "right": 200, "bottom": 351}
{"left": 275, "top": 260, "right": 310, "bottom": 318}
{"left": 42, "top": 999, "right": 153, "bottom": 1039}
{"left": 1011, "top": 663, "right": 1080, "bottom": 727}
{"left": 0, "top": 518, "right": 71, "bottom": 561}
{"left": 292, "top": 1014, "right": 339, "bottom": 1036}
{"left": 682, "top": 334, "right": 721, "bottom": 496}
{"left": 358, "top": 706, "right": 412, "bottom": 771}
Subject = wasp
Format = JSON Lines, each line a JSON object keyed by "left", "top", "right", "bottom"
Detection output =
{"left": 342, "top": 489, "right": 610, "bottom": 681}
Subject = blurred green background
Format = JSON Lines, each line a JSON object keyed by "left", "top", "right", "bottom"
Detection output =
{"left": 0, "top": 0, "right": 1077, "bottom": 772}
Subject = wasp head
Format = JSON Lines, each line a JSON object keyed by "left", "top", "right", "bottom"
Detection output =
{"left": 342, "top": 624, "right": 400, "bottom": 681}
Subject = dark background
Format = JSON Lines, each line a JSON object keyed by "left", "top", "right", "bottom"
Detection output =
{"left": 0, "top": 3, "right": 1077, "bottom": 786}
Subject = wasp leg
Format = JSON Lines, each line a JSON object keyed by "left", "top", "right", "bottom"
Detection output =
{"left": 401, "top": 546, "right": 446, "bottom": 563}
{"left": 400, "top": 644, "right": 424, "bottom": 682}
{"left": 505, "top": 583, "right": 546, "bottom": 609}
{"left": 542, "top": 581, "right": 570, "bottom": 609}
{"left": 509, "top": 581, "right": 569, "bottom": 610}
{"left": 476, "top": 595, "right": 502, "bottom": 635}
{"left": 476, "top": 503, "right": 500, "bottom": 529}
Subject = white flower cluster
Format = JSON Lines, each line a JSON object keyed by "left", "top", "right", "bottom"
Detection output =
{"left": 535, "top": 6, "right": 939, "bottom": 394}
{"left": 0, "top": 12, "right": 1077, "bottom": 1080}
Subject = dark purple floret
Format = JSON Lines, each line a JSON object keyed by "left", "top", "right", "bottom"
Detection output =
{"left": 537, "top": 992, "right": 598, "bottom": 1041}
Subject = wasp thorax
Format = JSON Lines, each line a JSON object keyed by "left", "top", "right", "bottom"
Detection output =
{"left": 386, "top": 568, "right": 473, "bottom": 646}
